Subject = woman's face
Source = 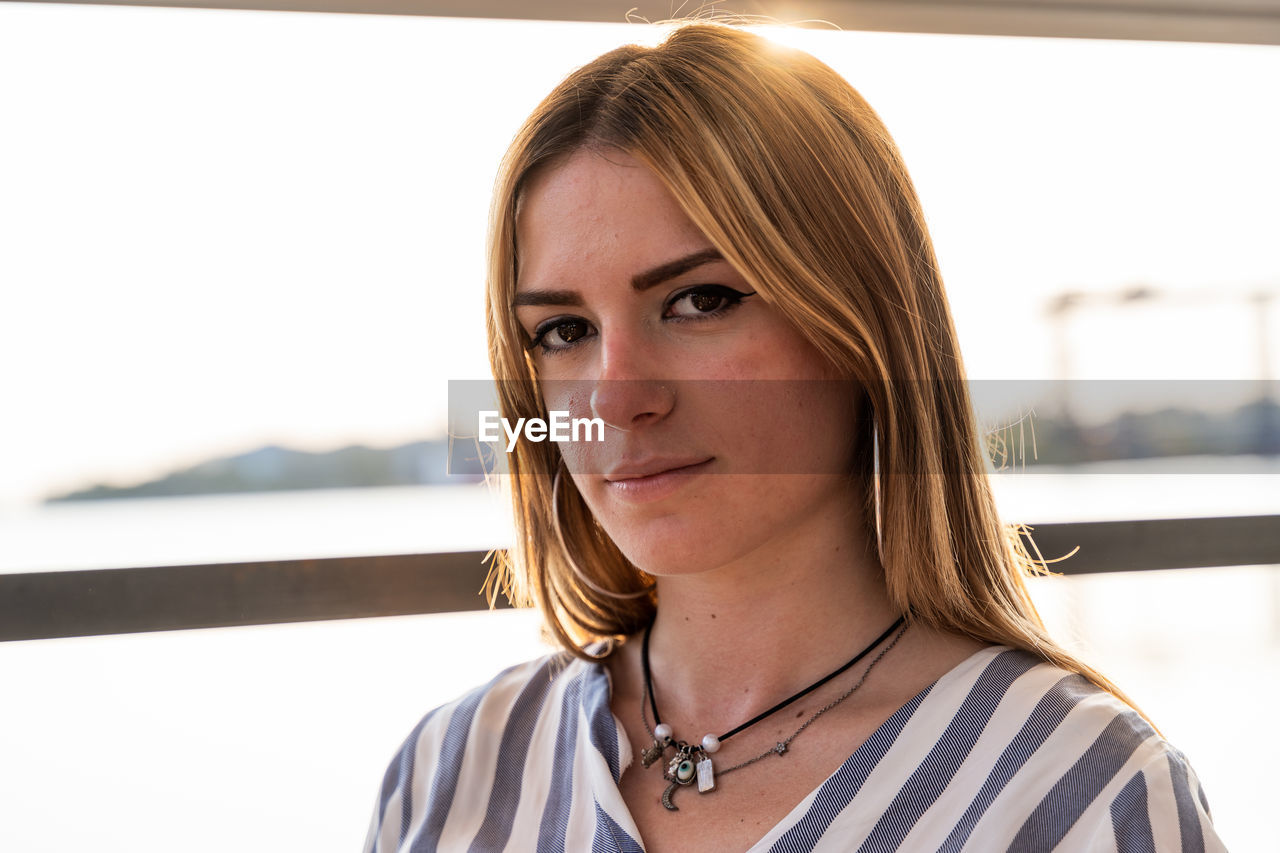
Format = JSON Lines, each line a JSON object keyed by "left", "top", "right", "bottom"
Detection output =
{"left": 514, "top": 148, "right": 862, "bottom": 577}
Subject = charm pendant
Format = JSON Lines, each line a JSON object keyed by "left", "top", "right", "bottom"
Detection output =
{"left": 696, "top": 757, "right": 715, "bottom": 793}
{"left": 660, "top": 747, "right": 700, "bottom": 811}
{"left": 665, "top": 752, "right": 698, "bottom": 786}
{"left": 641, "top": 739, "right": 667, "bottom": 769}
{"left": 661, "top": 781, "right": 680, "bottom": 811}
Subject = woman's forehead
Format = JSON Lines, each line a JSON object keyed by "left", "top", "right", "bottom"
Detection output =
{"left": 514, "top": 151, "right": 714, "bottom": 293}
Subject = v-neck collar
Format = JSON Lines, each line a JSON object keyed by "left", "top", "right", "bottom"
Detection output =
{"left": 580, "top": 644, "right": 1010, "bottom": 852}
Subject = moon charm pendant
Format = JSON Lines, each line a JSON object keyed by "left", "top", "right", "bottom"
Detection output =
{"left": 660, "top": 751, "right": 699, "bottom": 811}
{"left": 661, "top": 781, "right": 680, "bottom": 811}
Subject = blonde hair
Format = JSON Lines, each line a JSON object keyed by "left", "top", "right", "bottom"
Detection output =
{"left": 483, "top": 22, "right": 1134, "bottom": 706}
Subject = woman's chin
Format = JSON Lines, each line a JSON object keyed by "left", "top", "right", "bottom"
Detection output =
{"left": 607, "top": 529, "right": 743, "bottom": 580}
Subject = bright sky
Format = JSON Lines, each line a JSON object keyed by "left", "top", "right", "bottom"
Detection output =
{"left": 0, "top": 3, "right": 1277, "bottom": 507}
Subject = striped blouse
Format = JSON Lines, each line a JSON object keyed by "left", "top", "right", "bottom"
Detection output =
{"left": 363, "top": 645, "right": 1225, "bottom": 851}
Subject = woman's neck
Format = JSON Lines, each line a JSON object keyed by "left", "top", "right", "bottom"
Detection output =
{"left": 637, "top": 494, "right": 899, "bottom": 738}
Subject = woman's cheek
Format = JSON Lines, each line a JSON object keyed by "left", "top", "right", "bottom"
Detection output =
{"left": 536, "top": 379, "right": 609, "bottom": 477}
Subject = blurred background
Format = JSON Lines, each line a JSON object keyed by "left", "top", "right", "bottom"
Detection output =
{"left": 0, "top": 2, "right": 1277, "bottom": 850}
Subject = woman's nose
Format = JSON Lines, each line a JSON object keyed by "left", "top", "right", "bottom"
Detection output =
{"left": 588, "top": 329, "right": 675, "bottom": 431}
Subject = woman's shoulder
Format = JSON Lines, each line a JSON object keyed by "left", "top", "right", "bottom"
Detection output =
{"left": 941, "top": 645, "right": 1148, "bottom": 732}
{"left": 363, "top": 648, "right": 621, "bottom": 853}
{"left": 918, "top": 645, "right": 1224, "bottom": 851}
{"left": 946, "top": 645, "right": 1204, "bottom": 788}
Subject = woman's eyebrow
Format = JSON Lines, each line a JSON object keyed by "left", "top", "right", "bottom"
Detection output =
{"left": 631, "top": 247, "right": 724, "bottom": 292}
{"left": 512, "top": 289, "right": 580, "bottom": 308}
{"left": 512, "top": 248, "right": 725, "bottom": 307}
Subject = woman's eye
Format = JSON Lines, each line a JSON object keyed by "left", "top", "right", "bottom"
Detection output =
{"left": 529, "top": 317, "right": 593, "bottom": 353}
{"left": 665, "top": 285, "right": 755, "bottom": 319}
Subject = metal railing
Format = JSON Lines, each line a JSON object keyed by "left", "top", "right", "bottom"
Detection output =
{"left": 4, "top": 514, "right": 1277, "bottom": 642}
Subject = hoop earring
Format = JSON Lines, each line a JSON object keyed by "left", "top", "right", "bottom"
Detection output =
{"left": 872, "top": 416, "right": 884, "bottom": 564}
{"left": 551, "top": 459, "right": 654, "bottom": 600}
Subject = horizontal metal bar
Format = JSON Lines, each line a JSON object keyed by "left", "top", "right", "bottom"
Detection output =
{"left": 1020, "top": 514, "right": 1280, "bottom": 575}
{"left": 18, "top": 0, "right": 1280, "bottom": 46}
{"left": 2, "top": 515, "right": 1276, "bottom": 641}
{"left": 0, "top": 551, "right": 508, "bottom": 642}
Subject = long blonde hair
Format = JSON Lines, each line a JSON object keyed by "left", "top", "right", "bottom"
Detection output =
{"left": 483, "top": 22, "right": 1133, "bottom": 706}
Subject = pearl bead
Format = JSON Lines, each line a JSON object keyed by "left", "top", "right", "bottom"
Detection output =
{"left": 654, "top": 723, "right": 672, "bottom": 741}
{"left": 701, "top": 733, "right": 721, "bottom": 753}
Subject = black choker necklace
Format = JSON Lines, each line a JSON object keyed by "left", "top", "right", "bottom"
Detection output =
{"left": 639, "top": 615, "right": 908, "bottom": 811}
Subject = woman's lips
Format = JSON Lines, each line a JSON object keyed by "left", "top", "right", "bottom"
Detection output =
{"left": 604, "top": 458, "right": 714, "bottom": 502}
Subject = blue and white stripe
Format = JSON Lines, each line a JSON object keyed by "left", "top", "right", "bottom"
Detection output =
{"left": 364, "top": 646, "right": 1224, "bottom": 852}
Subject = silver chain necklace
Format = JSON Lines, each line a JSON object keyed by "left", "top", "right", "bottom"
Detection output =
{"left": 638, "top": 620, "right": 909, "bottom": 811}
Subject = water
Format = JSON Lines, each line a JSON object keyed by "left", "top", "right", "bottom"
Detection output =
{"left": 3, "top": 455, "right": 1278, "bottom": 575}
{"left": 0, "top": 483, "right": 516, "bottom": 575}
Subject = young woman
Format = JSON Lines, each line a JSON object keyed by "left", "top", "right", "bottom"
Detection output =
{"left": 364, "top": 22, "right": 1224, "bottom": 852}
